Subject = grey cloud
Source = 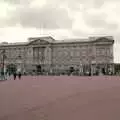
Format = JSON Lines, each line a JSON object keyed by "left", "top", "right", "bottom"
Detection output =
{"left": 86, "top": 17, "right": 107, "bottom": 28}
{"left": 5, "top": 5, "right": 73, "bottom": 29}
{"left": 83, "top": 12, "right": 118, "bottom": 31}
{"left": 0, "top": 18, "right": 11, "bottom": 27}
{"left": 1, "top": 0, "right": 31, "bottom": 5}
{"left": 48, "top": 0, "right": 89, "bottom": 10}
{"left": 83, "top": 12, "right": 106, "bottom": 27}
{"left": 90, "top": 0, "right": 120, "bottom": 8}
{"left": 93, "top": 0, "right": 105, "bottom": 8}
{"left": 2, "top": 0, "right": 118, "bottom": 9}
{"left": 1, "top": 0, "right": 115, "bottom": 12}
{"left": 72, "top": 30, "right": 89, "bottom": 37}
{"left": 93, "top": 0, "right": 120, "bottom": 8}
{"left": 107, "top": 23, "right": 118, "bottom": 30}
{"left": 1, "top": 0, "right": 119, "bottom": 30}
{"left": 50, "top": 0, "right": 105, "bottom": 9}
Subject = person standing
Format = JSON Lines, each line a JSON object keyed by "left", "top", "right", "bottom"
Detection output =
{"left": 18, "top": 72, "right": 22, "bottom": 80}
{"left": 13, "top": 72, "right": 17, "bottom": 80}
{"left": 1, "top": 71, "right": 5, "bottom": 80}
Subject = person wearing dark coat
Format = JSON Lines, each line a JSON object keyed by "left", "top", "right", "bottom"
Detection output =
{"left": 18, "top": 72, "right": 22, "bottom": 80}
{"left": 13, "top": 72, "right": 17, "bottom": 80}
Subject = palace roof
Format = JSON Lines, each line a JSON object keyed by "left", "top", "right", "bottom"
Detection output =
{"left": 0, "top": 36, "right": 114, "bottom": 47}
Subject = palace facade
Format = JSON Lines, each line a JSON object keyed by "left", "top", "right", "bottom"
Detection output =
{"left": 0, "top": 36, "right": 114, "bottom": 75}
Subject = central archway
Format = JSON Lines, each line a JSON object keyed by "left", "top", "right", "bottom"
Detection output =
{"left": 36, "top": 65, "right": 42, "bottom": 73}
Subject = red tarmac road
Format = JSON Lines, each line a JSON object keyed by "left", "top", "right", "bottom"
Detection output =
{"left": 0, "top": 76, "right": 120, "bottom": 120}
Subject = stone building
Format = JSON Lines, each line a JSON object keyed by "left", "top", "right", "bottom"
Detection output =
{"left": 0, "top": 36, "right": 114, "bottom": 75}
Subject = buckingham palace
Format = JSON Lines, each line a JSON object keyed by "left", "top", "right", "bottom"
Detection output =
{"left": 0, "top": 36, "right": 114, "bottom": 75}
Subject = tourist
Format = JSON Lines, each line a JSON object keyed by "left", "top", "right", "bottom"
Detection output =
{"left": 1, "top": 71, "right": 5, "bottom": 80}
{"left": 13, "top": 72, "right": 17, "bottom": 80}
{"left": 18, "top": 72, "right": 22, "bottom": 80}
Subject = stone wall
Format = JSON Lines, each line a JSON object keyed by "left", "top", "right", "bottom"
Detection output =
{"left": 52, "top": 43, "right": 92, "bottom": 70}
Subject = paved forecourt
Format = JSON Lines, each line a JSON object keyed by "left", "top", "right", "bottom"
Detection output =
{"left": 0, "top": 75, "right": 120, "bottom": 120}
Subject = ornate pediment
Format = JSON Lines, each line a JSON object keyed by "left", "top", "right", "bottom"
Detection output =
{"left": 96, "top": 37, "right": 114, "bottom": 42}
{"left": 28, "top": 36, "right": 55, "bottom": 45}
{"left": 95, "top": 37, "right": 114, "bottom": 44}
{"left": 28, "top": 39, "right": 49, "bottom": 45}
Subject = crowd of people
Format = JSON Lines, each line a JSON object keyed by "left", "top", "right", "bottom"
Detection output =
{"left": 0, "top": 71, "right": 22, "bottom": 81}
{"left": 0, "top": 67, "right": 118, "bottom": 81}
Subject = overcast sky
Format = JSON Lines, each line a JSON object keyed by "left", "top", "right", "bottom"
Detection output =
{"left": 0, "top": 0, "right": 120, "bottom": 62}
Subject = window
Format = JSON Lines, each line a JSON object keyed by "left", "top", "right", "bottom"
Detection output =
{"left": 76, "top": 51, "right": 80, "bottom": 56}
{"left": 29, "top": 50, "right": 32, "bottom": 54}
{"left": 96, "top": 48, "right": 105, "bottom": 55}
{"left": 106, "top": 48, "right": 110, "bottom": 55}
{"left": 70, "top": 51, "right": 74, "bottom": 56}
{"left": 81, "top": 50, "right": 87, "bottom": 56}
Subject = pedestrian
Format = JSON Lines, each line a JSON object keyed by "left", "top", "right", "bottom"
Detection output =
{"left": 9, "top": 72, "right": 11, "bottom": 76}
{"left": 4, "top": 72, "right": 7, "bottom": 80}
{"left": 1, "top": 71, "right": 5, "bottom": 80}
{"left": 13, "top": 72, "right": 17, "bottom": 80}
{"left": 18, "top": 72, "right": 22, "bottom": 80}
